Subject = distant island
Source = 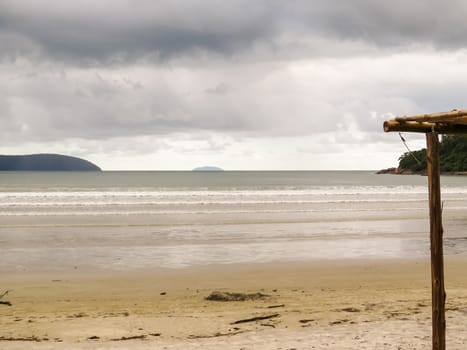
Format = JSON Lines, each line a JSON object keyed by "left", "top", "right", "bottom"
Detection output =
{"left": 192, "top": 166, "right": 224, "bottom": 172}
{"left": 378, "top": 135, "right": 467, "bottom": 175}
{"left": 0, "top": 154, "right": 101, "bottom": 171}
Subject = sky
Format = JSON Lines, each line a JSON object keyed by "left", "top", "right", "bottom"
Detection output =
{"left": 2, "top": 0, "right": 467, "bottom": 170}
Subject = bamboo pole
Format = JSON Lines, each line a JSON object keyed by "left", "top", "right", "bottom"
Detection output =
{"left": 397, "top": 109, "right": 467, "bottom": 122}
{"left": 398, "top": 116, "right": 467, "bottom": 124}
{"left": 426, "top": 131, "right": 446, "bottom": 350}
{"left": 384, "top": 119, "right": 467, "bottom": 133}
{"left": 383, "top": 111, "right": 457, "bottom": 349}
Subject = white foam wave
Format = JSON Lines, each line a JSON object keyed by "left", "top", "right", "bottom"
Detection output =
{"left": 0, "top": 185, "right": 465, "bottom": 216}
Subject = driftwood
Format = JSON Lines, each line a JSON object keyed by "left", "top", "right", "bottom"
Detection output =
{"left": 0, "top": 290, "right": 12, "bottom": 306}
{"left": 107, "top": 333, "right": 160, "bottom": 341}
{"left": 188, "top": 330, "right": 244, "bottom": 339}
{"left": 111, "top": 335, "right": 147, "bottom": 341}
{"left": 340, "top": 307, "right": 361, "bottom": 313}
{"left": 299, "top": 319, "right": 315, "bottom": 324}
{"left": 231, "top": 313, "right": 279, "bottom": 325}
{"left": 0, "top": 336, "right": 42, "bottom": 342}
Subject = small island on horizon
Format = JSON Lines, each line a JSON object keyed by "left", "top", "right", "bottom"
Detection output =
{"left": 192, "top": 166, "right": 224, "bottom": 172}
{"left": 0, "top": 154, "right": 101, "bottom": 171}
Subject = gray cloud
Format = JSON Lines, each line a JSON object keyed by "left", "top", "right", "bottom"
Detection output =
{"left": 2, "top": 0, "right": 467, "bottom": 169}
{"left": 0, "top": 0, "right": 279, "bottom": 65}
{"left": 3, "top": 0, "right": 467, "bottom": 66}
{"left": 285, "top": 1, "right": 467, "bottom": 49}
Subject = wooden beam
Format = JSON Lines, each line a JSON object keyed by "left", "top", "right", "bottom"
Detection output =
{"left": 426, "top": 132, "right": 446, "bottom": 350}
{"left": 384, "top": 120, "right": 467, "bottom": 133}
{"left": 383, "top": 110, "right": 460, "bottom": 349}
{"left": 397, "top": 116, "right": 467, "bottom": 125}
{"left": 397, "top": 109, "right": 467, "bottom": 122}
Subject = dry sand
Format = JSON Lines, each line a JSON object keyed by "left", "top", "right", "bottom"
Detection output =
{"left": 2, "top": 258, "right": 467, "bottom": 349}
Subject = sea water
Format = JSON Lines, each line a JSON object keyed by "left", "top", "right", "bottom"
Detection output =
{"left": 1, "top": 171, "right": 467, "bottom": 272}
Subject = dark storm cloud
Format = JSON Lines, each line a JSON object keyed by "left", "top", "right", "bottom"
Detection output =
{"left": 0, "top": 0, "right": 279, "bottom": 64}
{"left": 2, "top": 0, "right": 467, "bottom": 65}
{"left": 286, "top": 1, "right": 467, "bottom": 49}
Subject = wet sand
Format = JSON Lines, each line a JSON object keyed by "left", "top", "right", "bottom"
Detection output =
{"left": 2, "top": 258, "right": 467, "bottom": 349}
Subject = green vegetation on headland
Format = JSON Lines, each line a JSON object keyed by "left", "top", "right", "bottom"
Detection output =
{"left": 0, "top": 154, "right": 101, "bottom": 171}
{"left": 378, "top": 135, "right": 467, "bottom": 175}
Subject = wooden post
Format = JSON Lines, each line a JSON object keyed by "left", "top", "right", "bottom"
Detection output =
{"left": 426, "top": 131, "right": 446, "bottom": 350}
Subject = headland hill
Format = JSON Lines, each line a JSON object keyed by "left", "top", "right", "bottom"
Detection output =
{"left": 0, "top": 154, "right": 101, "bottom": 171}
{"left": 378, "top": 134, "right": 467, "bottom": 175}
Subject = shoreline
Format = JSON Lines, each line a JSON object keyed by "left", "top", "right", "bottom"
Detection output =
{"left": 376, "top": 167, "right": 467, "bottom": 176}
{"left": 3, "top": 258, "right": 467, "bottom": 348}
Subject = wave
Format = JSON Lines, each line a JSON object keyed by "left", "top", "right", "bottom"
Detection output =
{"left": 0, "top": 186, "right": 439, "bottom": 197}
{"left": 0, "top": 186, "right": 465, "bottom": 205}
{"left": 0, "top": 185, "right": 465, "bottom": 217}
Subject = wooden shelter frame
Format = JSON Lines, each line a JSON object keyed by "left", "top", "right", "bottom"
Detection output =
{"left": 384, "top": 109, "right": 467, "bottom": 350}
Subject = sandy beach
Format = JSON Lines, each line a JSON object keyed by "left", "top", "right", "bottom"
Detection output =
{"left": 2, "top": 258, "right": 467, "bottom": 349}
{"left": 2, "top": 171, "right": 467, "bottom": 348}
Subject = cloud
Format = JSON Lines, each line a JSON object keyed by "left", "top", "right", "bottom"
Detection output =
{"left": 2, "top": 0, "right": 467, "bottom": 169}
{"left": 3, "top": 0, "right": 467, "bottom": 66}
{"left": 3, "top": 49, "right": 467, "bottom": 145}
{"left": 0, "top": 0, "right": 280, "bottom": 65}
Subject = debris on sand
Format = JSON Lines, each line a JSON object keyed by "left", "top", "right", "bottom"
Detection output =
{"left": 205, "top": 291, "right": 269, "bottom": 302}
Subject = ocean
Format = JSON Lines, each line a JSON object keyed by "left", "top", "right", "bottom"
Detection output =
{"left": 1, "top": 171, "right": 467, "bottom": 272}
